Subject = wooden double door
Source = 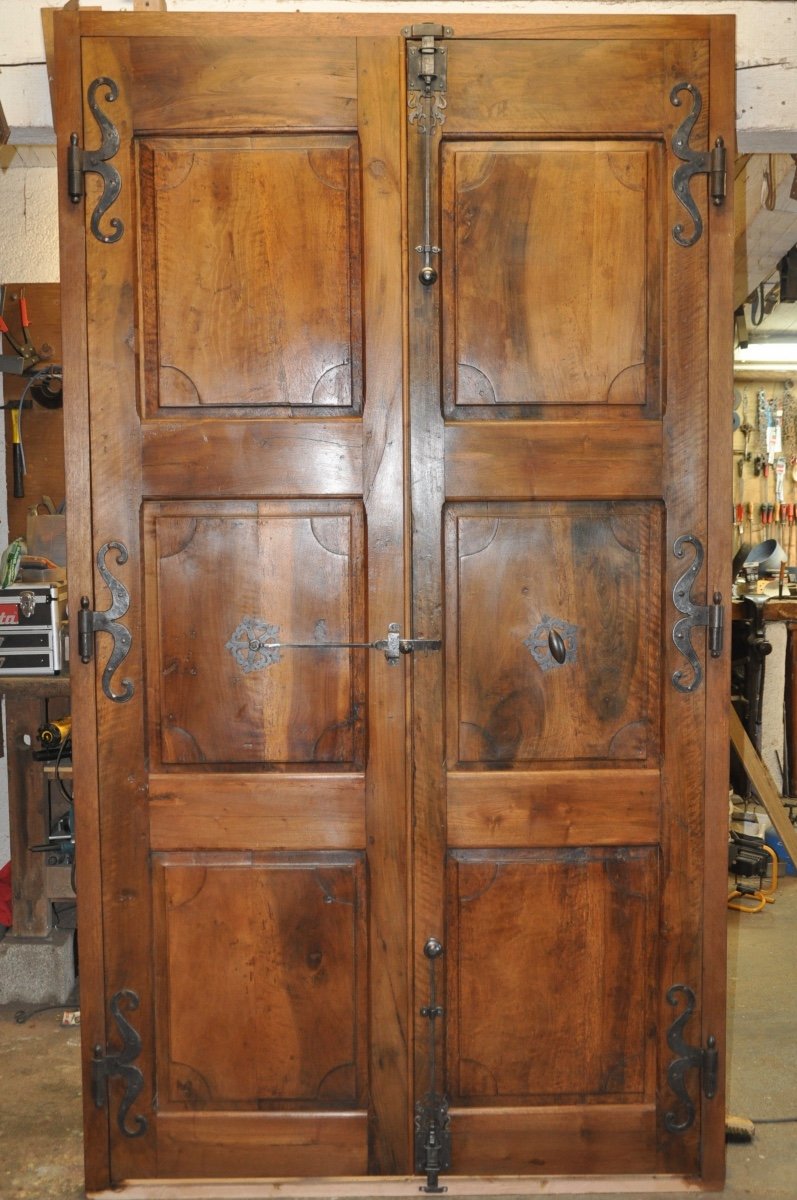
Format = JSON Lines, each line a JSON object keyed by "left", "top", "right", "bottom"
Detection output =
{"left": 57, "top": 11, "right": 732, "bottom": 1193}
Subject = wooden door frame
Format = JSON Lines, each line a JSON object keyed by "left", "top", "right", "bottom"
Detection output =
{"left": 55, "top": 11, "right": 733, "bottom": 1195}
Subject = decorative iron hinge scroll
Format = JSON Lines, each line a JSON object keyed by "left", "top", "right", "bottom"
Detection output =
{"left": 403, "top": 24, "right": 453, "bottom": 286}
{"left": 415, "top": 937, "right": 451, "bottom": 1193}
{"left": 91, "top": 989, "right": 148, "bottom": 1139}
{"left": 226, "top": 618, "right": 441, "bottom": 672}
{"left": 67, "top": 76, "right": 124, "bottom": 244}
{"left": 671, "top": 534, "right": 724, "bottom": 694}
{"left": 665, "top": 984, "right": 719, "bottom": 1134}
{"left": 670, "top": 81, "right": 727, "bottom": 248}
{"left": 78, "top": 541, "right": 134, "bottom": 703}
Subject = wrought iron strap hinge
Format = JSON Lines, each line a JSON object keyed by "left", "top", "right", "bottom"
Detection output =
{"left": 67, "top": 76, "right": 124, "bottom": 244}
{"left": 92, "top": 990, "right": 148, "bottom": 1139}
{"left": 665, "top": 984, "right": 719, "bottom": 1134}
{"left": 671, "top": 534, "right": 724, "bottom": 694}
{"left": 79, "top": 541, "right": 134, "bottom": 703}
{"left": 670, "top": 81, "right": 727, "bottom": 248}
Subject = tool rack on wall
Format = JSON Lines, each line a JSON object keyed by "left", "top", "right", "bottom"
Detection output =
{"left": 0, "top": 283, "right": 70, "bottom": 942}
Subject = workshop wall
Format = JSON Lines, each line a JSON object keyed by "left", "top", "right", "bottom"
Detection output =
{"left": 0, "top": 149, "right": 59, "bottom": 284}
{"left": 733, "top": 377, "right": 797, "bottom": 563}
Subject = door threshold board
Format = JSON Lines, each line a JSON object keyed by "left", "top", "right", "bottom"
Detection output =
{"left": 91, "top": 1176, "right": 712, "bottom": 1198}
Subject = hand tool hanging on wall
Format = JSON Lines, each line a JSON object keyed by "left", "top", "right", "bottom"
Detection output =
{"left": 9, "top": 406, "right": 25, "bottom": 498}
{"left": 0, "top": 287, "right": 42, "bottom": 376}
{"left": 2, "top": 364, "right": 64, "bottom": 499}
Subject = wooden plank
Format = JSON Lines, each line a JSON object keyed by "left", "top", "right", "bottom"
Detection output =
{"left": 447, "top": 769, "right": 660, "bottom": 847}
{"left": 80, "top": 30, "right": 157, "bottom": 1185}
{"left": 141, "top": 420, "right": 362, "bottom": 498}
{"left": 3, "top": 694, "right": 52, "bottom": 937}
{"left": 701, "top": 18, "right": 736, "bottom": 1189}
{"left": 357, "top": 37, "right": 411, "bottom": 1173}
{"left": 156, "top": 1113, "right": 367, "bottom": 1179}
{"left": 652, "top": 32, "right": 713, "bottom": 1178}
{"left": 148, "top": 774, "right": 366, "bottom": 850}
{"left": 128, "top": 37, "right": 358, "bottom": 132}
{"left": 79, "top": 13, "right": 715, "bottom": 40}
{"left": 53, "top": 7, "right": 111, "bottom": 1192}
{"left": 451, "top": 1105, "right": 658, "bottom": 1175}
{"left": 445, "top": 422, "right": 662, "bottom": 500}
{"left": 88, "top": 1177, "right": 709, "bottom": 1199}
{"left": 729, "top": 703, "right": 797, "bottom": 865}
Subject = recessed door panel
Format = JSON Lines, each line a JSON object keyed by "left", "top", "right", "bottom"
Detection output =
{"left": 445, "top": 502, "right": 662, "bottom": 766}
{"left": 446, "top": 848, "right": 658, "bottom": 1104}
{"left": 144, "top": 501, "right": 366, "bottom": 768}
{"left": 153, "top": 853, "right": 367, "bottom": 1109}
{"left": 442, "top": 142, "right": 661, "bottom": 416}
{"left": 139, "top": 136, "right": 362, "bottom": 413}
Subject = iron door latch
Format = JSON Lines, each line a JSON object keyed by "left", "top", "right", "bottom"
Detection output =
{"left": 403, "top": 23, "right": 453, "bottom": 286}
{"left": 415, "top": 937, "right": 451, "bottom": 1193}
{"left": 227, "top": 619, "right": 441, "bottom": 672}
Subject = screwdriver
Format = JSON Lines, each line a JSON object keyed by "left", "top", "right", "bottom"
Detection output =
{"left": 10, "top": 406, "right": 25, "bottom": 498}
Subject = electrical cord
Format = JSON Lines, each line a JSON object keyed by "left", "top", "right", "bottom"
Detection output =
{"left": 14, "top": 1003, "right": 79, "bottom": 1025}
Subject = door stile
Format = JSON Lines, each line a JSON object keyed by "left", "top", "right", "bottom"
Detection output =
{"left": 55, "top": 10, "right": 113, "bottom": 1193}
{"left": 81, "top": 34, "right": 157, "bottom": 1184}
{"left": 701, "top": 18, "right": 735, "bottom": 1188}
{"left": 406, "top": 33, "right": 448, "bottom": 1171}
{"left": 357, "top": 36, "right": 413, "bottom": 1174}
{"left": 656, "top": 41, "right": 715, "bottom": 1176}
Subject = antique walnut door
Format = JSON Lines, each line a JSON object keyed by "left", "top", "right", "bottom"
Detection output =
{"left": 57, "top": 11, "right": 732, "bottom": 1194}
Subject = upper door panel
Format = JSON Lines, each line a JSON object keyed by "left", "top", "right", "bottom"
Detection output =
{"left": 139, "top": 136, "right": 362, "bottom": 413}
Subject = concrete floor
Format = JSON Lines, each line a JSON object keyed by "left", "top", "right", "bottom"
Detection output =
{"left": 1, "top": 880, "right": 795, "bottom": 1200}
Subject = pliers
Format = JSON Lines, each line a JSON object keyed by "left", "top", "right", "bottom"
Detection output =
{"left": 0, "top": 286, "right": 41, "bottom": 375}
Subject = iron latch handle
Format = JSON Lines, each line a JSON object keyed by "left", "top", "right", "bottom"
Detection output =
{"left": 271, "top": 632, "right": 441, "bottom": 662}
{"left": 227, "top": 618, "right": 441, "bottom": 673}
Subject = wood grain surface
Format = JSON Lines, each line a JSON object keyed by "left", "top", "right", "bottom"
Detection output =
{"left": 53, "top": 10, "right": 734, "bottom": 1191}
